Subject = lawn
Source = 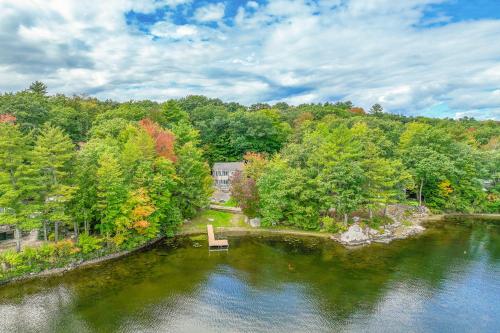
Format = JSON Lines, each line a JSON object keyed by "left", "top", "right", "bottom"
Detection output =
{"left": 182, "top": 209, "right": 246, "bottom": 233}
{"left": 222, "top": 197, "right": 239, "bottom": 207}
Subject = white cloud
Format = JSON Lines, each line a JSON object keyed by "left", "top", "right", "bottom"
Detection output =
{"left": 247, "top": 1, "right": 259, "bottom": 9}
{"left": 162, "top": 0, "right": 192, "bottom": 7}
{"left": 150, "top": 22, "right": 198, "bottom": 39}
{"left": 0, "top": 0, "right": 499, "bottom": 119}
{"left": 194, "top": 3, "right": 225, "bottom": 22}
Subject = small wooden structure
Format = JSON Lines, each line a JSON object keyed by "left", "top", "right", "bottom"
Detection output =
{"left": 207, "top": 224, "right": 229, "bottom": 250}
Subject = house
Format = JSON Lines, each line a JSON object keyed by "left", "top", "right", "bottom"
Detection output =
{"left": 212, "top": 162, "right": 244, "bottom": 191}
{"left": 0, "top": 224, "right": 14, "bottom": 242}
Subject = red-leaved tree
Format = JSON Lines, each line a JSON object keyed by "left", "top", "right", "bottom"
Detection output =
{"left": 230, "top": 170, "right": 260, "bottom": 217}
{"left": 139, "top": 118, "right": 177, "bottom": 162}
{"left": 230, "top": 152, "right": 268, "bottom": 217}
{"left": 0, "top": 114, "right": 16, "bottom": 124}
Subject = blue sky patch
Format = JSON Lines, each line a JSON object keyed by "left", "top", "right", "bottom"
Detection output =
{"left": 1, "top": 0, "right": 500, "bottom": 119}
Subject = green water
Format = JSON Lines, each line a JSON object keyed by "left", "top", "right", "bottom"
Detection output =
{"left": 0, "top": 219, "right": 498, "bottom": 332}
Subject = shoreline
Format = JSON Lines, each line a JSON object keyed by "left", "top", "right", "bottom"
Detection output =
{"left": 178, "top": 226, "right": 333, "bottom": 238}
{"left": 438, "top": 213, "right": 500, "bottom": 220}
{"left": 2, "top": 213, "right": 499, "bottom": 287}
{"left": 0, "top": 236, "right": 165, "bottom": 287}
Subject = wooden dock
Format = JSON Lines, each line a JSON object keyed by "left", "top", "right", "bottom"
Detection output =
{"left": 207, "top": 224, "right": 229, "bottom": 250}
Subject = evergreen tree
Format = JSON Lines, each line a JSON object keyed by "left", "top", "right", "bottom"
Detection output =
{"left": 174, "top": 142, "right": 212, "bottom": 218}
{"left": 32, "top": 124, "right": 76, "bottom": 241}
{"left": 369, "top": 103, "right": 384, "bottom": 115}
{"left": 96, "top": 153, "right": 127, "bottom": 238}
{"left": 28, "top": 81, "right": 48, "bottom": 95}
{"left": 0, "top": 124, "right": 42, "bottom": 251}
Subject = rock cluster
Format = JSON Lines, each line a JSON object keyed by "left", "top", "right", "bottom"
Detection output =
{"left": 332, "top": 205, "right": 430, "bottom": 247}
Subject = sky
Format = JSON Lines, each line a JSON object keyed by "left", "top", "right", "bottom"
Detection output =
{"left": 1, "top": 0, "right": 499, "bottom": 119}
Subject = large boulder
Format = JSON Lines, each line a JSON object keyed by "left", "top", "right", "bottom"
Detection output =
{"left": 340, "top": 224, "right": 370, "bottom": 245}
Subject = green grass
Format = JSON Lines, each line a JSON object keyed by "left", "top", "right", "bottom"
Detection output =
{"left": 195, "top": 210, "right": 233, "bottom": 226}
{"left": 222, "top": 197, "right": 239, "bottom": 207}
{"left": 182, "top": 209, "right": 246, "bottom": 233}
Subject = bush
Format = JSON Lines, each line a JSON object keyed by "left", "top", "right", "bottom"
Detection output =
{"left": 77, "top": 234, "right": 103, "bottom": 254}
{"left": 0, "top": 239, "right": 90, "bottom": 281}
{"left": 321, "top": 216, "right": 347, "bottom": 233}
{"left": 367, "top": 216, "right": 392, "bottom": 230}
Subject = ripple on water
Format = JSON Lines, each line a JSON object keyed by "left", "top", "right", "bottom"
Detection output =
{"left": 0, "top": 219, "right": 498, "bottom": 333}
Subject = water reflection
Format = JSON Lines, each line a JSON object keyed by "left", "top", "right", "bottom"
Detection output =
{"left": 0, "top": 219, "right": 498, "bottom": 332}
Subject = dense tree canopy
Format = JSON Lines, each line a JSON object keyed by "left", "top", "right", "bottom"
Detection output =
{"left": 0, "top": 82, "right": 498, "bottom": 245}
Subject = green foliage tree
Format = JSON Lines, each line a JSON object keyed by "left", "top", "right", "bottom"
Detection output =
{"left": 29, "top": 81, "right": 48, "bottom": 95}
{"left": 32, "top": 124, "right": 76, "bottom": 241}
{"left": 0, "top": 124, "right": 41, "bottom": 251}
{"left": 369, "top": 103, "right": 384, "bottom": 115}
{"left": 96, "top": 153, "right": 127, "bottom": 238}
{"left": 174, "top": 142, "right": 212, "bottom": 218}
{"left": 0, "top": 91, "right": 49, "bottom": 131}
{"left": 258, "top": 158, "right": 320, "bottom": 229}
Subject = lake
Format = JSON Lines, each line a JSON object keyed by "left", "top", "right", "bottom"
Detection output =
{"left": 0, "top": 218, "right": 498, "bottom": 332}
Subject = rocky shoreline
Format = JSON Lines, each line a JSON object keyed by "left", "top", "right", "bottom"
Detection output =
{"left": 0, "top": 237, "right": 164, "bottom": 286}
{"left": 331, "top": 205, "right": 431, "bottom": 247}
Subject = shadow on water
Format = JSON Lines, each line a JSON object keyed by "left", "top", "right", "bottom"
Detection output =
{"left": 0, "top": 218, "right": 498, "bottom": 332}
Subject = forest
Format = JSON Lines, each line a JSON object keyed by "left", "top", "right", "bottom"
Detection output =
{"left": 0, "top": 81, "right": 498, "bottom": 271}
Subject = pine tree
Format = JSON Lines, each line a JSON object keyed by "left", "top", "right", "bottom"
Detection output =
{"left": 369, "top": 103, "right": 384, "bottom": 115}
{"left": 28, "top": 81, "right": 47, "bottom": 95}
{"left": 32, "top": 124, "right": 76, "bottom": 242}
{"left": 96, "top": 153, "right": 127, "bottom": 238}
{"left": 0, "top": 124, "right": 42, "bottom": 251}
{"left": 174, "top": 142, "right": 212, "bottom": 218}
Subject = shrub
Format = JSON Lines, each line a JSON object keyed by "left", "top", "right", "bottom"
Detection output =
{"left": 77, "top": 234, "right": 103, "bottom": 254}
{"left": 368, "top": 216, "right": 392, "bottom": 230}
{"left": 321, "top": 216, "right": 347, "bottom": 233}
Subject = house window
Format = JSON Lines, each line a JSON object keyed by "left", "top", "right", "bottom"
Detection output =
{"left": 0, "top": 232, "right": 14, "bottom": 241}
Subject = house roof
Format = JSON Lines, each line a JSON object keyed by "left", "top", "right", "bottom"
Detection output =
{"left": 212, "top": 162, "right": 244, "bottom": 171}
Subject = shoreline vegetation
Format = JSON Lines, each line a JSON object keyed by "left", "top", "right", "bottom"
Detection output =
{"left": 0, "top": 82, "right": 498, "bottom": 286}
{"left": 1, "top": 211, "right": 499, "bottom": 287}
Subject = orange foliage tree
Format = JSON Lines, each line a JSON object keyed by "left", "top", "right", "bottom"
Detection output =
{"left": 139, "top": 118, "right": 177, "bottom": 162}
{"left": 114, "top": 188, "right": 158, "bottom": 247}
{"left": 349, "top": 107, "right": 366, "bottom": 115}
{"left": 0, "top": 114, "right": 16, "bottom": 124}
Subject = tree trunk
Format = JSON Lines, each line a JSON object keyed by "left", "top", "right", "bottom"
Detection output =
{"left": 84, "top": 211, "right": 89, "bottom": 235}
{"left": 43, "top": 221, "right": 48, "bottom": 242}
{"left": 418, "top": 179, "right": 424, "bottom": 206}
{"left": 73, "top": 221, "right": 78, "bottom": 241}
{"left": 343, "top": 213, "right": 348, "bottom": 225}
{"left": 54, "top": 221, "right": 59, "bottom": 242}
{"left": 14, "top": 227, "right": 21, "bottom": 253}
{"left": 383, "top": 205, "right": 387, "bottom": 216}
{"left": 369, "top": 208, "right": 373, "bottom": 220}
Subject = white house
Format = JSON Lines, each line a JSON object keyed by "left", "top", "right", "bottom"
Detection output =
{"left": 212, "top": 162, "right": 244, "bottom": 191}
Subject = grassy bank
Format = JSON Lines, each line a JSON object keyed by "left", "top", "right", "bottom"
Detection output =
{"left": 181, "top": 209, "right": 247, "bottom": 234}
{"left": 180, "top": 209, "right": 331, "bottom": 238}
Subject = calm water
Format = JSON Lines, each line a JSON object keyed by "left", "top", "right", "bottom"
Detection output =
{"left": 0, "top": 219, "right": 498, "bottom": 333}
